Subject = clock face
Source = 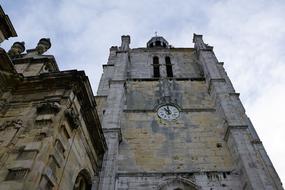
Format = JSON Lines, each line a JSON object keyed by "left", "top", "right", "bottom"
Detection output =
{"left": 157, "top": 105, "right": 180, "bottom": 121}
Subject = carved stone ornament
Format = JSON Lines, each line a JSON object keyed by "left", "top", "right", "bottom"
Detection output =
{"left": 8, "top": 41, "right": 25, "bottom": 57}
{"left": 64, "top": 108, "right": 79, "bottom": 129}
{"left": 0, "top": 119, "right": 23, "bottom": 131}
{"left": 36, "top": 38, "right": 51, "bottom": 55}
{"left": 37, "top": 102, "right": 61, "bottom": 115}
{"left": 157, "top": 177, "right": 199, "bottom": 190}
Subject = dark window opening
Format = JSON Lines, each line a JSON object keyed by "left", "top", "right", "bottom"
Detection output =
{"left": 163, "top": 43, "right": 166, "bottom": 47}
{"left": 165, "top": 56, "right": 173, "bottom": 77}
{"left": 6, "top": 168, "right": 29, "bottom": 181}
{"left": 153, "top": 56, "right": 160, "bottom": 78}
{"left": 39, "top": 176, "right": 54, "bottom": 190}
{"left": 155, "top": 41, "right": 161, "bottom": 46}
{"left": 73, "top": 170, "right": 92, "bottom": 190}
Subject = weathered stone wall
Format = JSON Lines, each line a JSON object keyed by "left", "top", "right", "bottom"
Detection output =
{"left": 97, "top": 35, "right": 283, "bottom": 189}
{"left": 95, "top": 96, "right": 107, "bottom": 123}
{"left": 0, "top": 87, "right": 101, "bottom": 189}
{"left": 128, "top": 48, "right": 201, "bottom": 79}
{"left": 116, "top": 172, "right": 242, "bottom": 190}
{"left": 119, "top": 111, "right": 233, "bottom": 172}
{"left": 96, "top": 43, "right": 244, "bottom": 189}
{"left": 125, "top": 81, "right": 213, "bottom": 110}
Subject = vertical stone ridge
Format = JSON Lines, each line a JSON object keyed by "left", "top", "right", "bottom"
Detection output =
{"left": 193, "top": 34, "right": 283, "bottom": 190}
{"left": 98, "top": 35, "right": 130, "bottom": 190}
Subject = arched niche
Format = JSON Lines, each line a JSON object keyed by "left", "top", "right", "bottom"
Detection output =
{"left": 73, "top": 169, "right": 92, "bottom": 190}
{"left": 157, "top": 177, "right": 199, "bottom": 190}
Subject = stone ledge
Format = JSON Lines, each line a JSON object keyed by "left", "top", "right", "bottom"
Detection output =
{"left": 109, "top": 80, "right": 125, "bottom": 85}
{"left": 7, "top": 160, "right": 33, "bottom": 170}
{"left": 123, "top": 108, "right": 215, "bottom": 113}
{"left": 224, "top": 125, "right": 248, "bottom": 141}
{"left": 182, "top": 108, "right": 216, "bottom": 112}
{"left": 95, "top": 95, "right": 108, "bottom": 98}
{"left": 24, "top": 141, "right": 41, "bottom": 151}
{"left": 126, "top": 77, "right": 205, "bottom": 82}
{"left": 103, "top": 128, "right": 122, "bottom": 142}
{"left": 229, "top": 92, "right": 240, "bottom": 97}
{"left": 102, "top": 64, "right": 115, "bottom": 68}
{"left": 116, "top": 170, "right": 234, "bottom": 177}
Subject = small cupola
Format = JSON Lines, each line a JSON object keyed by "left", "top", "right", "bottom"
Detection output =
{"left": 147, "top": 35, "right": 169, "bottom": 48}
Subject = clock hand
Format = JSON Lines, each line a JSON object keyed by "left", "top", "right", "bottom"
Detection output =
{"left": 167, "top": 106, "right": 172, "bottom": 114}
{"left": 164, "top": 108, "right": 171, "bottom": 115}
{"left": 166, "top": 106, "right": 170, "bottom": 112}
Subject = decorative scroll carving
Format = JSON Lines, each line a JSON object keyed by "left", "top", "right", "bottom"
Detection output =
{"left": 0, "top": 119, "right": 23, "bottom": 131}
{"left": 64, "top": 108, "right": 79, "bottom": 129}
{"left": 36, "top": 102, "right": 60, "bottom": 115}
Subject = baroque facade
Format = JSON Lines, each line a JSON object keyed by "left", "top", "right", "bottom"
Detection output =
{"left": 0, "top": 6, "right": 106, "bottom": 190}
{"left": 0, "top": 5, "right": 283, "bottom": 190}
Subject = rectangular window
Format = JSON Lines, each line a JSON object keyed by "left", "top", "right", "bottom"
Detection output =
{"left": 153, "top": 56, "right": 160, "bottom": 78}
{"left": 165, "top": 57, "right": 173, "bottom": 77}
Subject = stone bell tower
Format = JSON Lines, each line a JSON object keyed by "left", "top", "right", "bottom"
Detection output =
{"left": 96, "top": 34, "right": 283, "bottom": 190}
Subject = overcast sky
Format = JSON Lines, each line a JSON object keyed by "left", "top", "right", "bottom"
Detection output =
{"left": 1, "top": 0, "right": 285, "bottom": 185}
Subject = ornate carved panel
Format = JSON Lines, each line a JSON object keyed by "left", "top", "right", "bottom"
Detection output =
{"left": 64, "top": 108, "right": 79, "bottom": 129}
{"left": 36, "top": 101, "right": 60, "bottom": 115}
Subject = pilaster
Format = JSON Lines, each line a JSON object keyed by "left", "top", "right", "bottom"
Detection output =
{"left": 98, "top": 35, "right": 130, "bottom": 190}
{"left": 193, "top": 34, "right": 283, "bottom": 190}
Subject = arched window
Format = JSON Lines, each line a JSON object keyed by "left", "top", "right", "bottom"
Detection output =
{"left": 153, "top": 56, "right": 160, "bottom": 78}
{"left": 73, "top": 170, "right": 92, "bottom": 190}
{"left": 157, "top": 177, "right": 198, "bottom": 190}
{"left": 165, "top": 56, "right": 173, "bottom": 77}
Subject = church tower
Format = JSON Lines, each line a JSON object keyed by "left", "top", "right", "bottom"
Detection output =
{"left": 96, "top": 34, "right": 283, "bottom": 190}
